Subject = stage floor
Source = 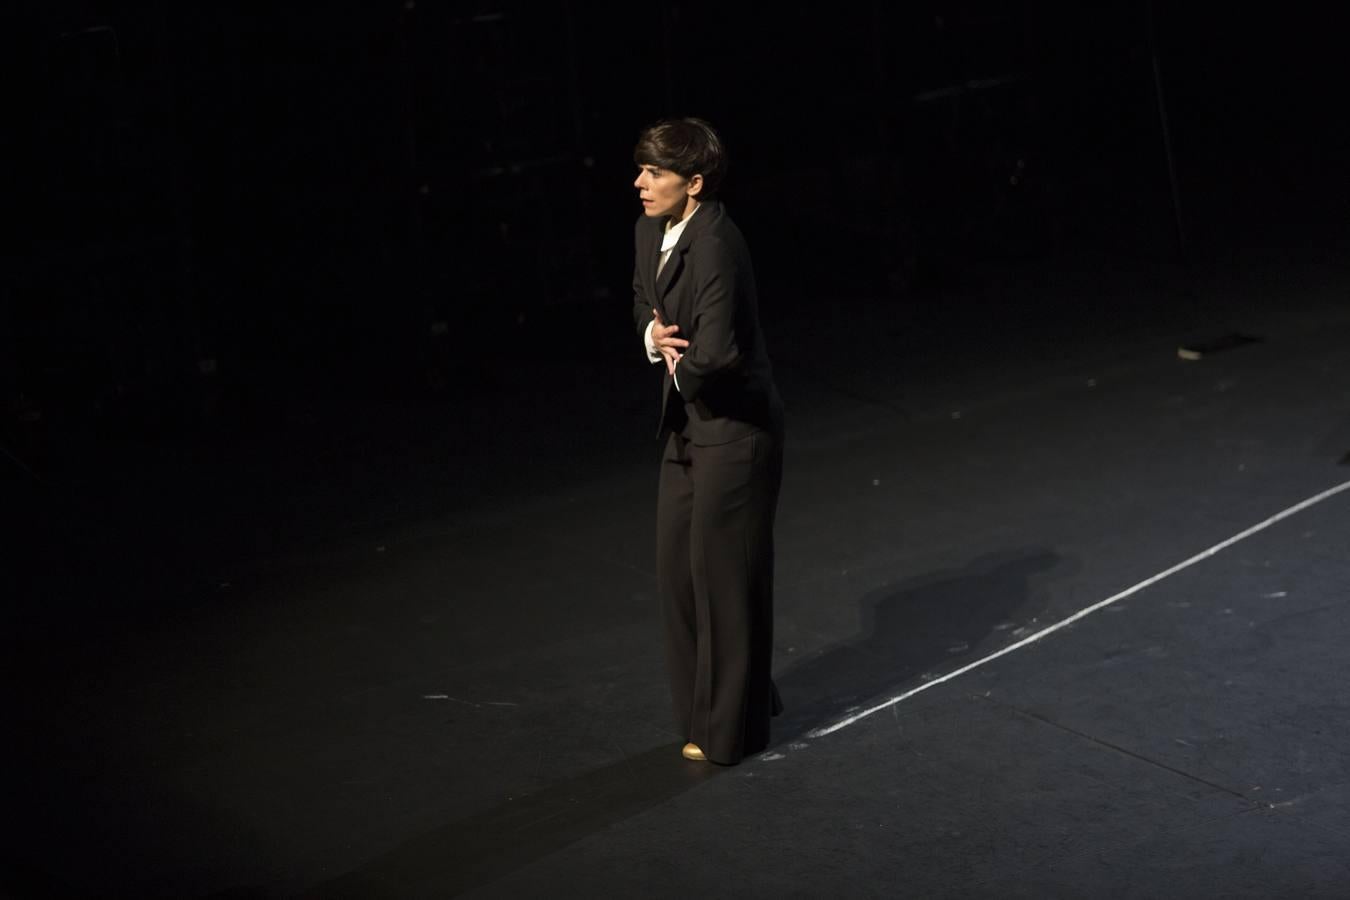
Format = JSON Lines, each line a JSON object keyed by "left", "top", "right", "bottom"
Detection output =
{"left": 10, "top": 237, "right": 1350, "bottom": 898}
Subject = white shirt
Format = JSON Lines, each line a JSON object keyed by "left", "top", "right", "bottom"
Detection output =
{"left": 643, "top": 203, "right": 702, "bottom": 390}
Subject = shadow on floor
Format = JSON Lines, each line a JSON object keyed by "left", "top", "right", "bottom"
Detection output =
{"left": 293, "top": 548, "right": 1072, "bottom": 898}
{"left": 773, "top": 548, "right": 1069, "bottom": 740}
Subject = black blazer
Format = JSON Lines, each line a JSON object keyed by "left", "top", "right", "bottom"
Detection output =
{"left": 632, "top": 200, "right": 783, "bottom": 444}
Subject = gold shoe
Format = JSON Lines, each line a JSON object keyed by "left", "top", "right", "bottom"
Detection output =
{"left": 681, "top": 742, "right": 707, "bottom": 761}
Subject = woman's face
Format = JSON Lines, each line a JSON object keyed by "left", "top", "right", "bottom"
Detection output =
{"left": 634, "top": 165, "right": 700, "bottom": 220}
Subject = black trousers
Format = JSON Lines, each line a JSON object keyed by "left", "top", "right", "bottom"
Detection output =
{"left": 656, "top": 427, "right": 784, "bottom": 765}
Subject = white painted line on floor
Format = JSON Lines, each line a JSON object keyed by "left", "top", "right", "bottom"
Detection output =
{"left": 807, "top": 478, "right": 1350, "bottom": 739}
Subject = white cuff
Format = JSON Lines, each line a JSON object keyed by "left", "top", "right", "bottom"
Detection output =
{"left": 643, "top": 318, "right": 662, "bottom": 363}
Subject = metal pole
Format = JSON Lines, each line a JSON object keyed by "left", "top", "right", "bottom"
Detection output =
{"left": 661, "top": 7, "right": 674, "bottom": 114}
{"left": 1146, "top": 0, "right": 1187, "bottom": 261}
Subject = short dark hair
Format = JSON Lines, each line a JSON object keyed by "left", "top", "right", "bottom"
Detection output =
{"left": 633, "top": 117, "right": 728, "bottom": 199}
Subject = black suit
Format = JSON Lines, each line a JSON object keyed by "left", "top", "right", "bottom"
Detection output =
{"left": 632, "top": 200, "right": 785, "bottom": 765}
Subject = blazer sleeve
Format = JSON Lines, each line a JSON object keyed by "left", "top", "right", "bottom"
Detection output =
{"left": 632, "top": 219, "right": 654, "bottom": 339}
{"left": 672, "top": 234, "right": 743, "bottom": 403}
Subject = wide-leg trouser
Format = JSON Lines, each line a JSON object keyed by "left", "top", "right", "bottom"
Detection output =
{"left": 656, "top": 428, "right": 784, "bottom": 765}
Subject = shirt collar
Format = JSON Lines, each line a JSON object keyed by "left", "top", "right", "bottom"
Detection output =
{"left": 661, "top": 202, "right": 701, "bottom": 252}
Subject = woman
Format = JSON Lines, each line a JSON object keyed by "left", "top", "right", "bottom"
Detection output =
{"left": 630, "top": 118, "right": 785, "bottom": 765}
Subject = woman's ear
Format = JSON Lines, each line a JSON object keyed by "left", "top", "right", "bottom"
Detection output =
{"left": 686, "top": 173, "right": 704, "bottom": 198}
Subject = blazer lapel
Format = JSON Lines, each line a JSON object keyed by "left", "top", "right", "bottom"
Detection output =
{"left": 640, "top": 218, "right": 666, "bottom": 318}
{"left": 655, "top": 200, "right": 720, "bottom": 323}
{"left": 654, "top": 242, "right": 682, "bottom": 307}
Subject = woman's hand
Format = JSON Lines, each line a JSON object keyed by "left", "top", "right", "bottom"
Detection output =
{"left": 651, "top": 309, "right": 689, "bottom": 376}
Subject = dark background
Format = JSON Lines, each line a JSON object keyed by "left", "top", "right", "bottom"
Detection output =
{"left": 5, "top": 5, "right": 1350, "bottom": 897}
{"left": 6, "top": 0, "right": 1346, "bottom": 514}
